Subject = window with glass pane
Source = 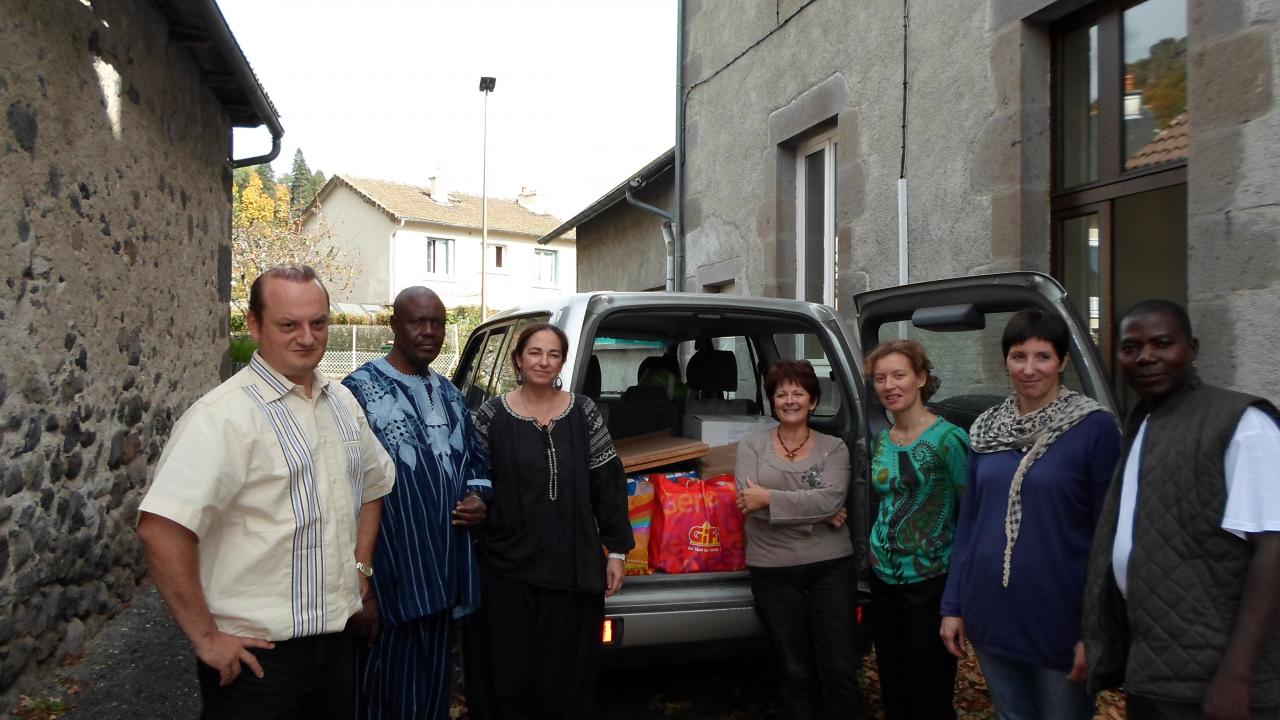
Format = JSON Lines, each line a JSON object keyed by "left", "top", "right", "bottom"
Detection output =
{"left": 426, "top": 237, "right": 452, "bottom": 275}
{"left": 876, "top": 316, "right": 1089, "bottom": 416}
{"left": 1052, "top": 0, "right": 1187, "bottom": 376}
{"left": 472, "top": 327, "right": 509, "bottom": 402}
{"left": 534, "top": 248, "right": 558, "bottom": 284}
{"left": 1113, "top": 184, "right": 1187, "bottom": 314}
{"left": 1123, "top": 0, "right": 1187, "bottom": 171}
{"left": 771, "top": 332, "right": 843, "bottom": 419}
{"left": 796, "top": 133, "right": 837, "bottom": 360}
{"left": 1058, "top": 24, "right": 1098, "bottom": 188}
{"left": 494, "top": 318, "right": 535, "bottom": 394}
{"left": 804, "top": 149, "right": 826, "bottom": 306}
{"left": 1060, "top": 213, "right": 1104, "bottom": 347}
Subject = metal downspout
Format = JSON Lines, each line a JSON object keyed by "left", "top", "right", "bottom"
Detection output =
{"left": 390, "top": 218, "right": 406, "bottom": 304}
{"left": 190, "top": 0, "right": 285, "bottom": 168}
{"left": 673, "top": 0, "right": 686, "bottom": 292}
{"left": 624, "top": 185, "right": 675, "bottom": 292}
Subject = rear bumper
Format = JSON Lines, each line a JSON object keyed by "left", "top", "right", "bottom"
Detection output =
{"left": 602, "top": 571, "right": 760, "bottom": 648}
{"left": 601, "top": 572, "right": 872, "bottom": 653}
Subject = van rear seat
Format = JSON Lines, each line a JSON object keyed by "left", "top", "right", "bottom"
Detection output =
{"left": 685, "top": 348, "right": 755, "bottom": 416}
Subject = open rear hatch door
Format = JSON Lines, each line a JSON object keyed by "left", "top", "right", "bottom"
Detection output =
{"left": 853, "top": 272, "right": 1118, "bottom": 437}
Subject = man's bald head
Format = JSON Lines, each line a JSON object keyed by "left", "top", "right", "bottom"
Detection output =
{"left": 387, "top": 287, "right": 447, "bottom": 374}
{"left": 393, "top": 286, "right": 442, "bottom": 316}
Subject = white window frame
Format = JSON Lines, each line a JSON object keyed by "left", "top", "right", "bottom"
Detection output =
{"left": 426, "top": 236, "right": 453, "bottom": 277}
{"left": 795, "top": 132, "right": 837, "bottom": 308}
{"left": 533, "top": 248, "right": 559, "bottom": 286}
{"left": 489, "top": 243, "right": 508, "bottom": 273}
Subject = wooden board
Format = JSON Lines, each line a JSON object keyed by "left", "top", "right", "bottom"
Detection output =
{"left": 615, "top": 431, "right": 710, "bottom": 473}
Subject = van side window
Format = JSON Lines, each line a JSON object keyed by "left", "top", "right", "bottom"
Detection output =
{"left": 494, "top": 318, "right": 536, "bottom": 396}
{"left": 772, "top": 332, "right": 845, "bottom": 420}
{"left": 456, "top": 326, "right": 511, "bottom": 410}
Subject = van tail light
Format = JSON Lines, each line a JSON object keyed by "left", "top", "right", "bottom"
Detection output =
{"left": 602, "top": 617, "right": 622, "bottom": 646}
{"left": 856, "top": 606, "right": 864, "bottom": 625}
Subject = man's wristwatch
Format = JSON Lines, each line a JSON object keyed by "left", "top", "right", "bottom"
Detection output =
{"left": 607, "top": 552, "right": 627, "bottom": 561}
{"left": 355, "top": 561, "right": 374, "bottom": 578}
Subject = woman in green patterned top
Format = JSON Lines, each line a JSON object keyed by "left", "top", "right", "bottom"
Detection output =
{"left": 865, "top": 339, "right": 970, "bottom": 720}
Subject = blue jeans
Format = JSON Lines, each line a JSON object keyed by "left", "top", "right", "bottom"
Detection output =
{"left": 749, "top": 555, "right": 862, "bottom": 720}
{"left": 974, "top": 647, "right": 1095, "bottom": 720}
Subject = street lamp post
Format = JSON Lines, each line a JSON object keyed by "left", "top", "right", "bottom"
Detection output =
{"left": 478, "top": 76, "right": 496, "bottom": 318}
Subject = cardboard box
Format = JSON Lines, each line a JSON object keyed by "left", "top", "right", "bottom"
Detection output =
{"left": 684, "top": 414, "right": 778, "bottom": 448}
{"left": 698, "top": 442, "right": 738, "bottom": 478}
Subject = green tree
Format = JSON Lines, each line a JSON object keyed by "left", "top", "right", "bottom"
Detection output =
{"left": 1129, "top": 37, "right": 1188, "bottom": 129}
{"left": 288, "top": 149, "right": 318, "bottom": 215}
{"left": 231, "top": 171, "right": 355, "bottom": 303}
{"left": 254, "top": 163, "right": 277, "bottom": 195}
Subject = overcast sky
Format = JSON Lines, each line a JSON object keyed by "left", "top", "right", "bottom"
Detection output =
{"left": 218, "top": 0, "right": 676, "bottom": 219}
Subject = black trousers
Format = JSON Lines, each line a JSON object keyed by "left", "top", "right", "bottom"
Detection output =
{"left": 463, "top": 561, "right": 604, "bottom": 720}
{"left": 196, "top": 630, "right": 352, "bottom": 720}
{"left": 869, "top": 573, "right": 957, "bottom": 720}
{"left": 749, "top": 555, "right": 863, "bottom": 720}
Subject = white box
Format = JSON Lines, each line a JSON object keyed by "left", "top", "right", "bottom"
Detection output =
{"left": 684, "top": 414, "right": 778, "bottom": 447}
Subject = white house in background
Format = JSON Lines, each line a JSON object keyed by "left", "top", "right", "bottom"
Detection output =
{"left": 303, "top": 174, "right": 576, "bottom": 310}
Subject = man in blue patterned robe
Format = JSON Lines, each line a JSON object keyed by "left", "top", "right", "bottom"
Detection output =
{"left": 343, "top": 287, "right": 491, "bottom": 719}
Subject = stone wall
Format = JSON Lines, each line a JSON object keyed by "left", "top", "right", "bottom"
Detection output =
{"left": 680, "top": 0, "right": 1046, "bottom": 329}
{"left": 676, "top": 0, "right": 1280, "bottom": 393}
{"left": 1184, "top": 0, "right": 1280, "bottom": 397}
{"left": 576, "top": 174, "right": 673, "bottom": 292}
{"left": 0, "top": 0, "right": 232, "bottom": 697}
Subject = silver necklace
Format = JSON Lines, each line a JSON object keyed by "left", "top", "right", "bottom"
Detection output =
{"left": 890, "top": 413, "right": 930, "bottom": 444}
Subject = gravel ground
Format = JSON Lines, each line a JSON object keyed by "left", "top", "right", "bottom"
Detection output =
{"left": 9, "top": 583, "right": 1125, "bottom": 719}
{"left": 11, "top": 583, "right": 199, "bottom": 719}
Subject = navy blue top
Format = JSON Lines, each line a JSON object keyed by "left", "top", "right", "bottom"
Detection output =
{"left": 343, "top": 359, "right": 492, "bottom": 624}
{"left": 940, "top": 410, "right": 1120, "bottom": 672}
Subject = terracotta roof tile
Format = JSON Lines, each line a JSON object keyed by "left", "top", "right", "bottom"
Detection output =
{"left": 1125, "top": 113, "right": 1188, "bottom": 171}
{"left": 327, "top": 175, "right": 574, "bottom": 241}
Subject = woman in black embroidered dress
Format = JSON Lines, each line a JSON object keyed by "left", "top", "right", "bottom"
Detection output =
{"left": 463, "top": 322, "right": 633, "bottom": 720}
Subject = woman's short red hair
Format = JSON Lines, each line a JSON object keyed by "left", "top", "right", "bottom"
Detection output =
{"left": 764, "top": 360, "right": 821, "bottom": 403}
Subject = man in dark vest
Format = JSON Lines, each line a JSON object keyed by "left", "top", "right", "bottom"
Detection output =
{"left": 1084, "top": 299, "right": 1280, "bottom": 720}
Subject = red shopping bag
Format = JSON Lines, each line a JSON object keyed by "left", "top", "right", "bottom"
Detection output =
{"left": 648, "top": 472, "right": 746, "bottom": 573}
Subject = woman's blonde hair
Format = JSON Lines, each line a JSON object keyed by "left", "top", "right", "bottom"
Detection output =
{"left": 863, "top": 339, "right": 941, "bottom": 402}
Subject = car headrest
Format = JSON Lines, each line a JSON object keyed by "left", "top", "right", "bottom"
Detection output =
{"left": 584, "top": 355, "right": 602, "bottom": 399}
{"left": 621, "top": 384, "right": 672, "bottom": 407}
{"left": 686, "top": 349, "right": 737, "bottom": 393}
{"left": 637, "top": 354, "right": 680, "bottom": 383}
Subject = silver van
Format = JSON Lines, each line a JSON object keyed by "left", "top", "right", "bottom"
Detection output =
{"left": 451, "top": 272, "right": 1116, "bottom": 653}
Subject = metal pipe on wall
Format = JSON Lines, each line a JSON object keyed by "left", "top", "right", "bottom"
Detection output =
{"left": 898, "top": 178, "right": 908, "bottom": 286}
{"left": 673, "top": 0, "right": 686, "bottom": 292}
{"left": 624, "top": 185, "right": 676, "bottom": 291}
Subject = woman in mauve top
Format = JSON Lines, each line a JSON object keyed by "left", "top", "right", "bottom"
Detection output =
{"left": 736, "top": 360, "right": 860, "bottom": 720}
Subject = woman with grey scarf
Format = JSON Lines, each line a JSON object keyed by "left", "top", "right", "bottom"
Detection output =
{"left": 938, "top": 310, "right": 1121, "bottom": 720}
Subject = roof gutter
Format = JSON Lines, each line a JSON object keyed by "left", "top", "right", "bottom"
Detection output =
{"left": 535, "top": 148, "right": 674, "bottom": 245}
{"left": 186, "top": 0, "right": 285, "bottom": 167}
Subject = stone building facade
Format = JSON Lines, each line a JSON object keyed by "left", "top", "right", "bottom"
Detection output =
{"left": 0, "top": 0, "right": 279, "bottom": 697}
{"left": 572, "top": 0, "right": 1279, "bottom": 397}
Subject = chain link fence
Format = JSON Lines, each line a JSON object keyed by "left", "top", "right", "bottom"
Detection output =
{"left": 318, "top": 324, "right": 462, "bottom": 379}
{"left": 229, "top": 324, "right": 467, "bottom": 381}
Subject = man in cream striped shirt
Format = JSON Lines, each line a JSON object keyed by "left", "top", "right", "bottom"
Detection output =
{"left": 138, "top": 266, "right": 395, "bottom": 719}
